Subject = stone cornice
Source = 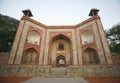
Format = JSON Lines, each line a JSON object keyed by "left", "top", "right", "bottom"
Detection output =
{"left": 21, "top": 15, "right": 100, "bottom": 29}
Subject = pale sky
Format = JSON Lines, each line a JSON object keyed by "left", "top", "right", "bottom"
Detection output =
{"left": 0, "top": 0, "right": 120, "bottom": 30}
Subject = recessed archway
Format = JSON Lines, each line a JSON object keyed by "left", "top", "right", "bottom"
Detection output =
{"left": 49, "top": 34, "right": 72, "bottom": 67}
{"left": 81, "top": 30, "right": 94, "bottom": 44}
{"left": 21, "top": 48, "right": 39, "bottom": 64}
{"left": 27, "top": 30, "right": 40, "bottom": 45}
{"left": 83, "top": 48, "right": 99, "bottom": 64}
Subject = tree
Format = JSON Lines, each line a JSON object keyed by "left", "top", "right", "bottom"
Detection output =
{"left": 0, "top": 14, "right": 19, "bottom": 52}
{"left": 106, "top": 23, "right": 120, "bottom": 54}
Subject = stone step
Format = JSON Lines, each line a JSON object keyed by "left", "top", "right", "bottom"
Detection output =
{"left": 49, "top": 68, "right": 67, "bottom": 76}
{"left": 50, "top": 71, "right": 67, "bottom": 75}
{"left": 48, "top": 75, "right": 68, "bottom": 78}
{"left": 50, "top": 73, "right": 67, "bottom": 75}
{"left": 50, "top": 67, "right": 67, "bottom": 70}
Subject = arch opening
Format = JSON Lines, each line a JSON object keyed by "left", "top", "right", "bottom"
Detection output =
{"left": 21, "top": 48, "right": 39, "bottom": 64}
{"left": 83, "top": 48, "right": 99, "bottom": 64}
{"left": 57, "top": 55, "right": 65, "bottom": 67}
{"left": 49, "top": 34, "right": 72, "bottom": 67}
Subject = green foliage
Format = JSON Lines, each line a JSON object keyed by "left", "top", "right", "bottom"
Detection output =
{"left": 106, "top": 23, "right": 120, "bottom": 54}
{"left": 0, "top": 14, "right": 19, "bottom": 52}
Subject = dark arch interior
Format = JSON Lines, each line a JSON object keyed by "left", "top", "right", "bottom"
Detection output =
{"left": 57, "top": 55, "right": 65, "bottom": 67}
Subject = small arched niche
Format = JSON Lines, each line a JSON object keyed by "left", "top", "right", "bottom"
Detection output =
{"left": 81, "top": 30, "right": 94, "bottom": 44}
{"left": 58, "top": 42, "right": 64, "bottom": 50}
{"left": 22, "top": 48, "right": 39, "bottom": 64}
{"left": 83, "top": 48, "right": 99, "bottom": 64}
{"left": 27, "top": 31, "right": 40, "bottom": 45}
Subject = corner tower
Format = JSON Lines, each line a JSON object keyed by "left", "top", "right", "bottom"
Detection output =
{"left": 76, "top": 8, "right": 112, "bottom": 65}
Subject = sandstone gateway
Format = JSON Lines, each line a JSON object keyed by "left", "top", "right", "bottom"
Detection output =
{"left": 0, "top": 9, "right": 120, "bottom": 83}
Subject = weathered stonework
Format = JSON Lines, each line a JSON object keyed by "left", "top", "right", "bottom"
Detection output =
{"left": 1, "top": 9, "right": 120, "bottom": 83}
{"left": 112, "top": 55, "right": 120, "bottom": 65}
{"left": 0, "top": 65, "right": 120, "bottom": 78}
{"left": 7, "top": 15, "right": 112, "bottom": 67}
{"left": 0, "top": 52, "right": 9, "bottom": 65}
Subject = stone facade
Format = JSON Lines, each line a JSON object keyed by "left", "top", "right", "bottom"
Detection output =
{"left": 0, "top": 10, "right": 120, "bottom": 83}
{"left": 8, "top": 15, "right": 112, "bottom": 66}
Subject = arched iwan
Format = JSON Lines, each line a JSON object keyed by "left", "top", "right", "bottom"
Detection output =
{"left": 48, "top": 34, "right": 73, "bottom": 67}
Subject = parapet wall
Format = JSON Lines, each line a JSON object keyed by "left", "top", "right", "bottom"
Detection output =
{"left": 0, "top": 65, "right": 120, "bottom": 78}
{"left": 0, "top": 52, "right": 9, "bottom": 65}
{"left": 112, "top": 55, "right": 120, "bottom": 65}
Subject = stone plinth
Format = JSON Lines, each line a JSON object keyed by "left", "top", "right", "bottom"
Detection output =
{"left": 0, "top": 65, "right": 120, "bottom": 78}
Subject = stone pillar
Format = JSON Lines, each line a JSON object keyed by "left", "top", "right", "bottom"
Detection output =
{"left": 96, "top": 19, "right": 113, "bottom": 64}
{"left": 72, "top": 30, "right": 78, "bottom": 66}
{"left": 14, "top": 23, "right": 29, "bottom": 64}
{"left": 8, "top": 20, "right": 26, "bottom": 64}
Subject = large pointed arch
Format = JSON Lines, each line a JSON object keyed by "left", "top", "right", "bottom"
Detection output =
{"left": 48, "top": 34, "right": 73, "bottom": 67}
{"left": 49, "top": 34, "right": 71, "bottom": 45}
